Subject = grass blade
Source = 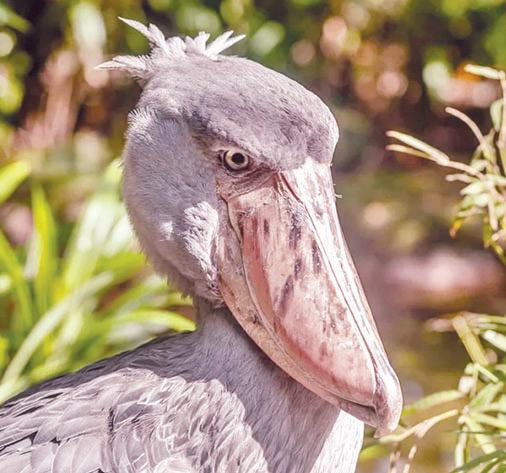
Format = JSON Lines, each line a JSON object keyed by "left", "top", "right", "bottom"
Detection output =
{"left": 452, "top": 451, "right": 506, "bottom": 472}
{"left": 110, "top": 309, "right": 195, "bottom": 332}
{"left": 62, "top": 161, "right": 124, "bottom": 292}
{"left": 0, "top": 161, "right": 31, "bottom": 205}
{"left": 386, "top": 131, "right": 451, "bottom": 164}
{"left": 453, "top": 316, "right": 489, "bottom": 366}
{"left": 29, "top": 185, "right": 58, "bottom": 317}
{"left": 470, "top": 383, "right": 504, "bottom": 409}
{"left": 482, "top": 330, "right": 506, "bottom": 353}
{"left": 1, "top": 272, "right": 113, "bottom": 386}
{"left": 0, "top": 229, "right": 33, "bottom": 338}
{"left": 461, "top": 416, "right": 496, "bottom": 455}
{"left": 470, "top": 412, "right": 506, "bottom": 430}
{"left": 402, "top": 390, "right": 464, "bottom": 417}
{"left": 464, "top": 65, "right": 503, "bottom": 81}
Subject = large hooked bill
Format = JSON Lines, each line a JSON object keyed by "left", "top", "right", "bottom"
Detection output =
{"left": 217, "top": 158, "right": 402, "bottom": 436}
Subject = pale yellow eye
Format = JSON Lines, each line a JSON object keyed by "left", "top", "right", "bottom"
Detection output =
{"left": 223, "top": 149, "right": 250, "bottom": 171}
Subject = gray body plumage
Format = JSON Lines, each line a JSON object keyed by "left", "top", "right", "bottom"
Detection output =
{"left": 0, "top": 302, "right": 362, "bottom": 472}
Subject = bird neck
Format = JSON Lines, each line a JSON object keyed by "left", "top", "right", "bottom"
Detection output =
{"left": 194, "top": 297, "right": 232, "bottom": 330}
{"left": 188, "top": 296, "right": 364, "bottom": 473}
{"left": 192, "top": 296, "right": 260, "bottom": 371}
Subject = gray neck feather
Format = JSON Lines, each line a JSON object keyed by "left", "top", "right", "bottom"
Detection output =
{"left": 165, "top": 297, "right": 365, "bottom": 473}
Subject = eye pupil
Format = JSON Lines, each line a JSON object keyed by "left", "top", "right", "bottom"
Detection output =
{"left": 223, "top": 149, "right": 250, "bottom": 171}
{"left": 231, "top": 153, "right": 245, "bottom": 165}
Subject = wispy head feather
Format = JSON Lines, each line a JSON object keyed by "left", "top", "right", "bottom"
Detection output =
{"left": 96, "top": 18, "right": 245, "bottom": 84}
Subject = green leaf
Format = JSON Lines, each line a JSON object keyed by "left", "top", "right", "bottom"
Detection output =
{"left": 493, "top": 364, "right": 506, "bottom": 375}
{"left": 108, "top": 309, "right": 195, "bottom": 332}
{"left": 464, "top": 65, "right": 503, "bottom": 81}
{"left": 0, "top": 273, "right": 12, "bottom": 295}
{"left": 474, "top": 315, "right": 506, "bottom": 326}
{"left": 488, "top": 174, "right": 506, "bottom": 187}
{"left": 470, "top": 383, "right": 504, "bottom": 409}
{"left": 461, "top": 416, "right": 496, "bottom": 455}
{"left": 491, "top": 99, "right": 503, "bottom": 132}
{"left": 461, "top": 192, "right": 491, "bottom": 209}
{"left": 62, "top": 161, "right": 125, "bottom": 292}
{"left": 496, "top": 462, "right": 506, "bottom": 473}
{"left": 358, "top": 442, "right": 385, "bottom": 461}
{"left": 470, "top": 159, "right": 490, "bottom": 172}
{"left": 0, "top": 376, "right": 29, "bottom": 405}
{"left": 387, "top": 131, "right": 451, "bottom": 164}
{"left": 461, "top": 181, "right": 490, "bottom": 195}
{"left": 447, "top": 173, "right": 475, "bottom": 184}
{"left": 1, "top": 272, "right": 113, "bottom": 386}
{"left": 95, "top": 252, "right": 145, "bottom": 282}
{"left": 475, "top": 364, "right": 500, "bottom": 384}
{"left": 0, "top": 229, "right": 33, "bottom": 338}
{"left": 480, "top": 458, "right": 504, "bottom": 473}
{"left": 483, "top": 330, "right": 506, "bottom": 353}
{"left": 451, "top": 449, "right": 506, "bottom": 472}
{"left": 453, "top": 316, "right": 489, "bottom": 366}
{"left": 470, "top": 412, "right": 506, "bottom": 430}
{"left": 455, "top": 431, "right": 469, "bottom": 469}
{"left": 0, "top": 160, "right": 31, "bottom": 205}
{"left": 402, "top": 390, "right": 464, "bottom": 417}
{"left": 0, "top": 336, "right": 9, "bottom": 372}
{"left": 29, "top": 186, "right": 58, "bottom": 317}
{"left": 42, "top": 307, "right": 89, "bottom": 377}
{"left": 385, "top": 144, "right": 431, "bottom": 160}
{"left": 99, "top": 274, "right": 172, "bottom": 317}
{"left": 89, "top": 309, "right": 195, "bottom": 341}
{"left": 0, "top": 4, "right": 30, "bottom": 32}
{"left": 379, "top": 409, "right": 459, "bottom": 444}
{"left": 98, "top": 274, "right": 169, "bottom": 316}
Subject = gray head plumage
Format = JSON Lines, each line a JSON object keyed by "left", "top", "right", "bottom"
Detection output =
{"left": 100, "top": 19, "right": 340, "bottom": 302}
{"left": 98, "top": 19, "right": 338, "bottom": 167}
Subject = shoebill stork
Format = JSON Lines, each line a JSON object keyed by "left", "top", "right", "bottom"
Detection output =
{"left": 0, "top": 20, "right": 402, "bottom": 473}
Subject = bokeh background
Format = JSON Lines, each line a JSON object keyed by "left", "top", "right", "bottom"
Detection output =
{"left": 1, "top": 0, "right": 506, "bottom": 471}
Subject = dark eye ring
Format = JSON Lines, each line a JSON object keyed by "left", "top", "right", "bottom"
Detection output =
{"left": 223, "top": 149, "right": 250, "bottom": 171}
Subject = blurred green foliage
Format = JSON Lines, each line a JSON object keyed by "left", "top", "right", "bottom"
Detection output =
{"left": 379, "top": 66, "right": 506, "bottom": 473}
{"left": 0, "top": 159, "right": 193, "bottom": 404}
{"left": 389, "top": 65, "right": 506, "bottom": 265}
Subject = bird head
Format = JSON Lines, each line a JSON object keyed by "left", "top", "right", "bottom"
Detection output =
{"left": 98, "top": 19, "right": 402, "bottom": 436}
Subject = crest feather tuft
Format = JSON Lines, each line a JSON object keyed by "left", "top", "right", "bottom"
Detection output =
{"left": 96, "top": 18, "right": 245, "bottom": 83}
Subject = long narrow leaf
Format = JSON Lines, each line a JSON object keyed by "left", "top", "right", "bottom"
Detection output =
{"left": 98, "top": 274, "right": 187, "bottom": 317}
{"left": 62, "top": 161, "right": 124, "bottom": 292}
{"left": 29, "top": 186, "right": 58, "bottom": 317}
{"left": 385, "top": 144, "right": 430, "bottom": 160}
{"left": 470, "top": 412, "right": 506, "bottom": 430}
{"left": 1, "top": 272, "right": 113, "bottom": 385}
{"left": 109, "top": 309, "right": 195, "bottom": 332}
{"left": 402, "top": 390, "right": 464, "bottom": 417}
{"left": 470, "top": 383, "right": 504, "bottom": 409}
{"left": 480, "top": 458, "right": 505, "bottom": 473}
{"left": 0, "top": 229, "right": 33, "bottom": 338}
{"left": 0, "top": 161, "right": 31, "bottom": 205}
{"left": 452, "top": 450, "right": 506, "bottom": 472}
{"left": 483, "top": 330, "right": 506, "bottom": 353}
{"left": 461, "top": 416, "right": 496, "bottom": 455}
{"left": 387, "top": 131, "right": 451, "bottom": 164}
{"left": 465, "top": 65, "right": 503, "bottom": 81}
{"left": 453, "top": 316, "right": 489, "bottom": 366}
